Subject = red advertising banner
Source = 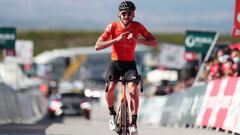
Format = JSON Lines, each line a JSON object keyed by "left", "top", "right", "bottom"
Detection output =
{"left": 232, "top": 0, "right": 240, "bottom": 37}
{"left": 223, "top": 78, "right": 240, "bottom": 132}
{"left": 196, "top": 77, "right": 239, "bottom": 129}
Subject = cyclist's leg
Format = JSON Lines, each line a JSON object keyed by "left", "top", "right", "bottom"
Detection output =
{"left": 127, "top": 82, "right": 139, "bottom": 115}
{"left": 127, "top": 82, "right": 139, "bottom": 135}
{"left": 105, "top": 61, "right": 122, "bottom": 131}
{"left": 105, "top": 61, "right": 121, "bottom": 115}
{"left": 105, "top": 81, "right": 117, "bottom": 114}
{"left": 124, "top": 69, "right": 140, "bottom": 126}
{"left": 124, "top": 74, "right": 139, "bottom": 135}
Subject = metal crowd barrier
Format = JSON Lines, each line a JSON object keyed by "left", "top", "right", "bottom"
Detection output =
{"left": 0, "top": 82, "right": 48, "bottom": 124}
{"left": 139, "top": 77, "right": 240, "bottom": 134}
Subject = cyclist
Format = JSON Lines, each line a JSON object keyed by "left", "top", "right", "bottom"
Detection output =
{"left": 95, "top": 1, "right": 157, "bottom": 134}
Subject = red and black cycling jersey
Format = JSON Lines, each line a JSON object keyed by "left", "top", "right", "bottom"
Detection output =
{"left": 99, "top": 21, "right": 154, "bottom": 61}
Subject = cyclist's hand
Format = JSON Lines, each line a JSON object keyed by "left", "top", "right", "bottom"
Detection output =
{"left": 126, "top": 32, "right": 137, "bottom": 43}
{"left": 116, "top": 31, "right": 132, "bottom": 41}
{"left": 126, "top": 32, "right": 134, "bottom": 39}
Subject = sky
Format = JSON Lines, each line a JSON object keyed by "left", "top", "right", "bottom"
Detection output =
{"left": 0, "top": 0, "right": 235, "bottom": 34}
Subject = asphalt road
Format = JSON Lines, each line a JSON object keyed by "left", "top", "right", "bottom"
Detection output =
{"left": 0, "top": 102, "right": 229, "bottom": 135}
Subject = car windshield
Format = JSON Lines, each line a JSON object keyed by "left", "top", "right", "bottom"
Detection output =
{"left": 60, "top": 93, "right": 88, "bottom": 103}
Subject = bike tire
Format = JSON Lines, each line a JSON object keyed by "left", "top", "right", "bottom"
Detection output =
{"left": 121, "top": 100, "right": 129, "bottom": 135}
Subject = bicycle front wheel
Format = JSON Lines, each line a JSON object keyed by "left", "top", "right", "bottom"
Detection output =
{"left": 121, "top": 100, "right": 129, "bottom": 135}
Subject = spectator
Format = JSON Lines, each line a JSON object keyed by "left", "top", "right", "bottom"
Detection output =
{"left": 216, "top": 48, "right": 230, "bottom": 64}
{"left": 230, "top": 48, "right": 240, "bottom": 60}
{"left": 208, "top": 58, "right": 222, "bottom": 81}
{"left": 199, "top": 59, "right": 213, "bottom": 82}
{"left": 231, "top": 48, "right": 240, "bottom": 76}
{"left": 201, "top": 46, "right": 239, "bottom": 82}
{"left": 222, "top": 58, "right": 236, "bottom": 77}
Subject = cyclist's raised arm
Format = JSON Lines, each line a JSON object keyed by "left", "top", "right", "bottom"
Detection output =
{"left": 95, "top": 37, "right": 116, "bottom": 51}
{"left": 95, "top": 23, "right": 113, "bottom": 51}
{"left": 136, "top": 35, "right": 157, "bottom": 46}
{"left": 136, "top": 23, "right": 158, "bottom": 46}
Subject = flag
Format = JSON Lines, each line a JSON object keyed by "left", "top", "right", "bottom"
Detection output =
{"left": 232, "top": 0, "right": 240, "bottom": 37}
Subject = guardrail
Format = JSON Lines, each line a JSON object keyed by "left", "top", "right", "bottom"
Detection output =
{"left": 0, "top": 82, "right": 48, "bottom": 124}
{"left": 139, "top": 77, "right": 240, "bottom": 134}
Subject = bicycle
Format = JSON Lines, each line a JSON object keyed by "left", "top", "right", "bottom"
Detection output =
{"left": 106, "top": 75, "right": 143, "bottom": 135}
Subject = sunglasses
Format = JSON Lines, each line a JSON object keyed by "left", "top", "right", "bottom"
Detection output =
{"left": 121, "top": 11, "right": 133, "bottom": 17}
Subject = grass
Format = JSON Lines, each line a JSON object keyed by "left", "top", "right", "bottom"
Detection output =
{"left": 16, "top": 30, "right": 240, "bottom": 56}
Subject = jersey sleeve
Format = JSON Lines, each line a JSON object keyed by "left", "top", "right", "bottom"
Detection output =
{"left": 99, "top": 23, "right": 113, "bottom": 41}
{"left": 138, "top": 23, "right": 154, "bottom": 39}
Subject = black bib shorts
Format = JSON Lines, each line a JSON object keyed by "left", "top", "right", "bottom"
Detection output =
{"left": 105, "top": 60, "right": 139, "bottom": 84}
